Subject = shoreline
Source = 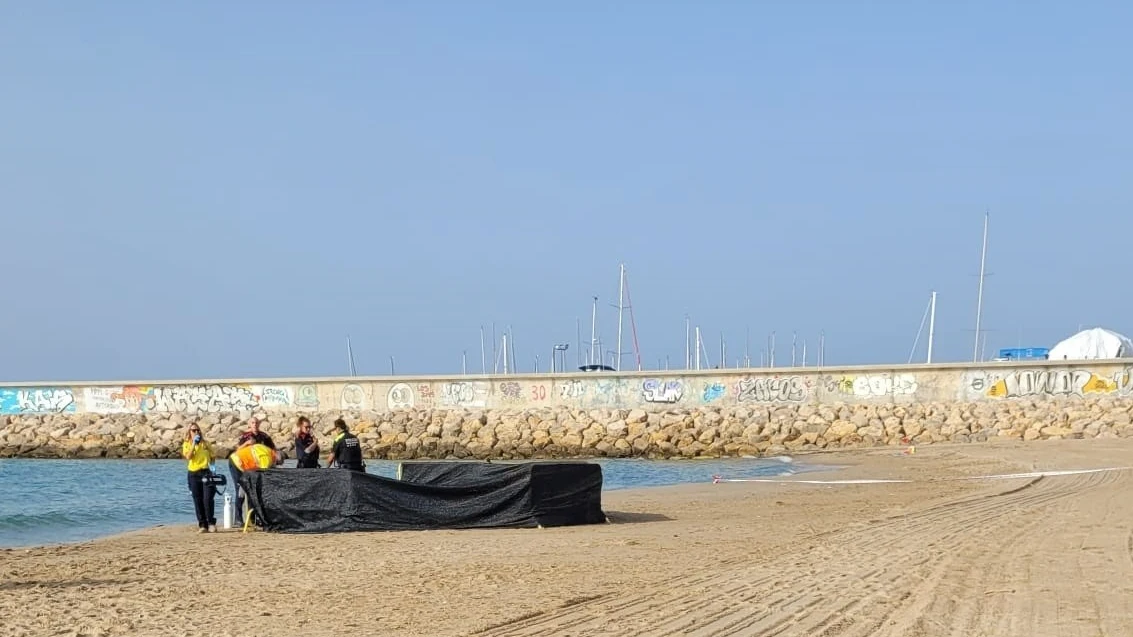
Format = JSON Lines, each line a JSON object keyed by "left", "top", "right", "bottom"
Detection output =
{"left": 0, "top": 439, "right": 1077, "bottom": 554}
{"left": 0, "top": 455, "right": 835, "bottom": 551}
{"left": 7, "top": 440, "right": 1133, "bottom": 636}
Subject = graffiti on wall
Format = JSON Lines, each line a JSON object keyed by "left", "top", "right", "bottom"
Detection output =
{"left": 341, "top": 384, "right": 367, "bottom": 410}
{"left": 0, "top": 388, "right": 76, "bottom": 414}
{"left": 590, "top": 380, "right": 625, "bottom": 407}
{"left": 259, "top": 386, "right": 293, "bottom": 408}
{"left": 642, "top": 379, "right": 683, "bottom": 404}
{"left": 83, "top": 387, "right": 151, "bottom": 413}
{"left": 736, "top": 376, "right": 809, "bottom": 403}
{"left": 82, "top": 384, "right": 297, "bottom": 414}
{"left": 702, "top": 382, "right": 726, "bottom": 403}
{"left": 387, "top": 383, "right": 415, "bottom": 410}
{"left": 824, "top": 373, "right": 918, "bottom": 398}
{"left": 438, "top": 382, "right": 488, "bottom": 408}
{"left": 555, "top": 378, "right": 627, "bottom": 407}
{"left": 499, "top": 381, "right": 523, "bottom": 402}
{"left": 558, "top": 380, "right": 586, "bottom": 400}
{"left": 296, "top": 384, "right": 320, "bottom": 409}
{"left": 152, "top": 385, "right": 260, "bottom": 413}
{"left": 968, "top": 369, "right": 1132, "bottom": 399}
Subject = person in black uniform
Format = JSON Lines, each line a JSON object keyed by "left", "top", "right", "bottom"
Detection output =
{"left": 326, "top": 418, "right": 365, "bottom": 471}
{"left": 294, "top": 416, "right": 320, "bottom": 468}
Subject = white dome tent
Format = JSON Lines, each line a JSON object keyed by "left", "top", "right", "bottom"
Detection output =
{"left": 1048, "top": 327, "right": 1133, "bottom": 360}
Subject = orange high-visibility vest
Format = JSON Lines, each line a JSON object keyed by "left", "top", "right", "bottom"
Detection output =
{"left": 230, "top": 444, "right": 275, "bottom": 471}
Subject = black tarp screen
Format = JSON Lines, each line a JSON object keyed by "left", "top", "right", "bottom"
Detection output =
{"left": 399, "top": 462, "right": 607, "bottom": 529}
{"left": 240, "top": 462, "right": 605, "bottom": 533}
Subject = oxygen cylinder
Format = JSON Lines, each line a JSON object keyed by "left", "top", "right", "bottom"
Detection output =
{"left": 223, "top": 492, "right": 234, "bottom": 529}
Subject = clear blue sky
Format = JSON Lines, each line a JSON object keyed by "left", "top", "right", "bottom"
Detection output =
{"left": 2, "top": 2, "right": 1130, "bottom": 382}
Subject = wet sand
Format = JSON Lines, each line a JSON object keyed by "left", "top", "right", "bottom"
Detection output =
{"left": 4, "top": 439, "right": 1133, "bottom": 637}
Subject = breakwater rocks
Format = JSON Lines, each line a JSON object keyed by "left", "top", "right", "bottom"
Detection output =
{"left": 3, "top": 398, "right": 1133, "bottom": 460}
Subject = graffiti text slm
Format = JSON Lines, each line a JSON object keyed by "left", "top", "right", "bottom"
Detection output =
{"left": 642, "top": 379, "right": 683, "bottom": 404}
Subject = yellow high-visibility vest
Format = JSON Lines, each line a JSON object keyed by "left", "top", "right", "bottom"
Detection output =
{"left": 230, "top": 444, "right": 275, "bottom": 471}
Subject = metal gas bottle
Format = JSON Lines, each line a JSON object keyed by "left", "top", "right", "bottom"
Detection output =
{"left": 222, "top": 492, "right": 234, "bottom": 529}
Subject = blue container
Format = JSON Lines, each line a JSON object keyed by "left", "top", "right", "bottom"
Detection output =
{"left": 996, "top": 347, "right": 1050, "bottom": 360}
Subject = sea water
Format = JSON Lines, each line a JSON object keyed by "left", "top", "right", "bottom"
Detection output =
{"left": 0, "top": 456, "right": 820, "bottom": 548}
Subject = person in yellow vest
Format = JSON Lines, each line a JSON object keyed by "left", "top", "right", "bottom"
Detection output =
{"left": 228, "top": 443, "right": 282, "bottom": 525}
{"left": 181, "top": 424, "right": 217, "bottom": 533}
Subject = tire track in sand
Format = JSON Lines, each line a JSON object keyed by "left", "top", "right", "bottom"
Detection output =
{"left": 470, "top": 470, "right": 1128, "bottom": 637}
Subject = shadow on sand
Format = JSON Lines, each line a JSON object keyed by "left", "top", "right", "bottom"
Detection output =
{"left": 0, "top": 577, "right": 142, "bottom": 592}
{"left": 604, "top": 510, "right": 673, "bottom": 524}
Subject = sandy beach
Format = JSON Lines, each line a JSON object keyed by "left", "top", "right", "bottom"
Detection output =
{"left": 4, "top": 440, "right": 1133, "bottom": 637}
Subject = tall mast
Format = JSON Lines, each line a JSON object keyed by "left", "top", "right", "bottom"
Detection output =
{"left": 973, "top": 211, "right": 989, "bottom": 362}
{"left": 744, "top": 326, "right": 751, "bottom": 367}
{"left": 479, "top": 326, "right": 487, "bottom": 374}
{"left": 695, "top": 326, "right": 702, "bottom": 370}
{"left": 616, "top": 263, "right": 625, "bottom": 372}
{"left": 679, "top": 315, "right": 688, "bottom": 369}
{"left": 590, "top": 296, "right": 598, "bottom": 366}
{"left": 576, "top": 318, "right": 582, "bottom": 368}
{"left": 346, "top": 336, "right": 357, "bottom": 376}
{"left": 508, "top": 325, "right": 517, "bottom": 374}
{"left": 621, "top": 266, "right": 643, "bottom": 370}
{"left": 927, "top": 291, "right": 937, "bottom": 363}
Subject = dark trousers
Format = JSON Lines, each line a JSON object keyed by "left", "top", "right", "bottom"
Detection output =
{"left": 228, "top": 459, "right": 244, "bottom": 525}
{"left": 187, "top": 470, "right": 216, "bottom": 529}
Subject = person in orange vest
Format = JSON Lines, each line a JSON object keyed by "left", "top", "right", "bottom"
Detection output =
{"left": 228, "top": 443, "right": 282, "bottom": 525}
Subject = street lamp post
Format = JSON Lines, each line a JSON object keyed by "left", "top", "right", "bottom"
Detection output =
{"left": 552, "top": 343, "right": 570, "bottom": 373}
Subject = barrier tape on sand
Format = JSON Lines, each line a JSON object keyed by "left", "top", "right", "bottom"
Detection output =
{"left": 711, "top": 466, "right": 1133, "bottom": 485}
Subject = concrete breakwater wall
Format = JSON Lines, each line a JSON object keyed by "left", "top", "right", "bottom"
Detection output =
{"left": 2, "top": 360, "right": 1133, "bottom": 459}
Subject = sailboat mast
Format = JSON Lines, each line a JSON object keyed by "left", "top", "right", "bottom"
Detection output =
{"left": 508, "top": 325, "right": 517, "bottom": 374}
{"left": 479, "top": 326, "right": 487, "bottom": 374}
{"left": 590, "top": 296, "right": 598, "bottom": 366}
{"left": 501, "top": 333, "right": 509, "bottom": 374}
{"left": 616, "top": 263, "right": 625, "bottom": 372}
{"left": 744, "top": 326, "right": 751, "bottom": 367}
{"left": 622, "top": 267, "right": 643, "bottom": 370}
{"left": 685, "top": 315, "right": 691, "bottom": 370}
{"left": 973, "top": 211, "right": 989, "bottom": 362}
{"left": 720, "top": 333, "right": 726, "bottom": 370}
{"left": 695, "top": 326, "right": 702, "bottom": 370}
{"left": 927, "top": 291, "right": 937, "bottom": 364}
{"left": 576, "top": 318, "right": 582, "bottom": 368}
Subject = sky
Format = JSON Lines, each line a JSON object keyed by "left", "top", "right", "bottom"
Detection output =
{"left": 1, "top": 2, "right": 1131, "bottom": 382}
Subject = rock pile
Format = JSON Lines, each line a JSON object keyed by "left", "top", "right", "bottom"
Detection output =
{"left": 2, "top": 398, "right": 1132, "bottom": 459}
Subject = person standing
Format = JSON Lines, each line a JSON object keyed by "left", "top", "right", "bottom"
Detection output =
{"left": 181, "top": 424, "right": 217, "bottom": 533}
{"left": 237, "top": 417, "right": 276, "bottom": 449}
{"left": 294, "top": 416, "right": 320, "bottom": 468}
{"left": 326, "top": 418, "right": 365, "bottom": 471}
{"left": 229, "top": 417, "right": 276, "bottom": 518}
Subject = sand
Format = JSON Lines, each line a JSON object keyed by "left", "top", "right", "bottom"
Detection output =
{"left": 4, "top": 439, "right": 1133, "bottom": 637}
